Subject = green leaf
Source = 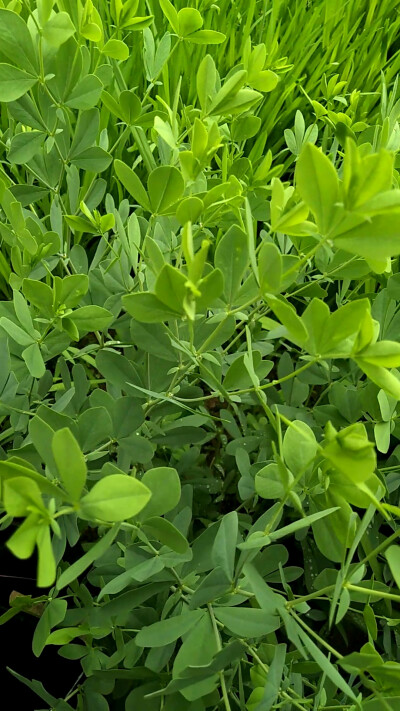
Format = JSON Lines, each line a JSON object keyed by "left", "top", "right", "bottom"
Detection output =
{"left": 343, "top": 142, "right": 394, "bottom": 210}
{"left": 46, "top": 627, "right": 85, "bottom": 646}
{"left": 81, "top": 20, "right": 102, "bottom": 42}
{"left": 22, "top": 343, "right": 45, "bottom": 378}
{"left": 214, "top": 607, "right": 280, "bottom": 637}
{"left": 361, "top": 699, "right": 400, "bottom": 711}
{"left": 177, "top": 8, "right": 203, "bottom": 36}
{"left": 127, "top": 556, "right": 165, "bottom": 583}
{"left": 69, "top": 108, "right": 100, "bottom": 158}
{"left": 258, "top": 242, "right": 282, "bottom": 295}
{"left": 296, "top": 143, "right": 339, "bottom": 235}
{"left": 265, "top": 295, "right": 308, "bottom": 346}
{"left": 243, "top": 562, "right": 284, "bottom": 610}
{"left": 0, "top": 459, "right": 63, "bottom": 499}
{"left": 255, "top": 463, "right": 290, "bottom": 500}
{"left": 32, "top": 598, "right": 67, "bottom": 657}
{"left": 136, "top": 610, "right": 205, "bottom": 647}
{"left": 78, "top": 406, "right": 113, "bottom": 452}
{"left": 251, "top": 69, "right": 279, "bottom": 92}
{"left": 59, "top": 274, "right": 89, "bottom": 308}
{"left": 215, "top": 88, "right": 262, "bottom": 115}
{"left": 36, "top": 524, "right": 56, "bottom": 587}
{"left": 282, "top": 420, "right": 317, "bottom": 476}
{"left": 211, "top": 512, "right": 238, "bottom": 581}
{"left": 224, "top": 352, "right": 273, "bottom": 391}
{"left": 42, "top": 12, "right": 75, "bottom": 46}
{"left": 10, "top": 185, "right": 49, "bottom": 207}
{"left": 0, "top": 317, "right": 34, "bottom": 346}
{"left": 52, "top": 428, "right": 87, "bottom": 502}
{"left": 0, "top": 64, "right": 37, "bottom": 102}
{"left": 102, "top": 39, "right": 129, "bottom": 60}
{"left": 64, "top": 214, "right": 98, "bottom": 234}
{"left": 322, "top": 298, "right": 372, "bottom": 356}
{"left": 13, "top": 290, "right": 36, "bottom": 336}
{"left": 197, "top": 54, "right": 216, "bottom": 113}
{"left": 147, "top": 166, "right": 184, "bottom": 214}
{"left": 243, "top": 199, "right": 259, "bottom": 288}
{"left": 375, "top": 420, "right": 391, "bottom": 454}
{"left": 155, "top": 264, "right": 187, "bottom": 313}
{"left": 69, "top": 305, "right": 113, "bottom": 332}
{"left": 8, "top": 131, "right": 45, "bottom": 164}
{"left": 140, "top": 467, "right": 181, "bottom": 518}
{"left": 186, "top": 30, "right": 225, "bottom": 44}
{"left": 38, "top": 0, "right": 56, "bottom": 26}
{"left": 322, "top": 422, "right": 376, "bottom": 483}
{"left": 0, "top": 9, "right": 38, "bottom": 73}
{"left": 356, "top": 360, "right": 400, "bottom": 400}
{"left": 122, "top": 15, "right": 154, "bottom": 31}
{"left": 363, "top": 696, "right": 400, "bottom": 711}
{"left": 5, "top": 669, "right": 60, "bottom": 707}
{"left": 114, "top": 159, "right": 150, "bottom": 210}
{"left": 120, "top": 90, "right": 142, "bottom": 125}
{"left": 208, "top": 70, "right": 247, "bottom": 116}
{"left": 95, "top": 349, "right": 142, "bottom": 394}
{"left": 333, "top": 213, "right": 400, "bottom": 260}
{"left": 142, "top": 517, "right": 189, "bottom": 553}
{"left": 253, "top": 643, "right": 286, "bottom": 711}
{"left": 214, "top": 225, "right": 249, "bottom": 304}
{"left": 123, "top": 292, "right": 181, "bottom": 322}
{"left": 159, "top": 0, "right": 179, "bottom": 33}
{"left": 61, "top": 317, "right": 80, "bottom": 340}
{"left": 295, "top": 622, "right": 358, "bottom": 701}
{"left": 385, "top": 546, "right": 400, "bottom": 590}
{"left": 268, "top": 508, "right": 341, "bottom": 542}
{"left": 232, "top": 115, "right": 261, "bottom": 141}
{"left": 189, "top": 568, "right": 231, "bottom": 609}
{"left": 301, "top": 298, "right": 330, "bottom": 354}
{"left": 71, "top": 147, "right": 112, "bottom": 172}
{"left": 7, "top": 513, "right": 41, "bottom": 559}
{"left": 196, "top": 269, "right": 224, "bottom": 311}
{"left": 176, "top": 196, "right": 204, "bottom": 225}
{"left": 65, "top": 75, "right": 103, "bottom": 110}
{"left": 56, "top": 524, "right": 120, "bottom": 590}
{"left": 357, "top": 341, "right": 400, "bottom": 367}
{"left": 172, "top": 612, "right": 219, "bottom": 701}
{"left": 3, "top": 477, "right": 43, "bottom": 517}
{"left": 79, "top": 474, "right": 151, "bottom": 522}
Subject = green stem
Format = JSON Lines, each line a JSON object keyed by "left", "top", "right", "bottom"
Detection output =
{"left": 113, "top": 61, "right": 156, "bottom": 172}
{"left": 235, "top": 357, "right": 317, "bottom": 397}
{"left": 174, "top": 357, "right": 318, "bottom": 403}
{"left": 141, "top": 40, "right": 180, "bottom": 106}
{"left": 345, "top": 583, "right": 400, "bottom": 603}
{"left": 243, "top": 644, "right": 311, "bottom": 711}
{"left": 290, "top": 609, "right": 343, "bottom": 659}
{"left": 222, "top": 304, "right": 266, "bottom": 355}
{"left": 197, "top": 314, "right": 230, "bottom": 355}
{"left": 281, "top": 236, "right": 330, "bottom": 280}
{"left": 286, "top": 584, "right": 336, "bottom": 608}
{"left": 255, "top": 386, "right": 277, "bottom": 431}
{"left": 207, "top": 605, "right": 232, "bottom": 711}
{"left": 353, "top": 528, "right": 400, "bottom": 572}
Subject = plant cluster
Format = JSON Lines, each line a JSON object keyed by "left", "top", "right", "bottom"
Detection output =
{"left": 2, "top": 1, "right": 400, "bottom": 710}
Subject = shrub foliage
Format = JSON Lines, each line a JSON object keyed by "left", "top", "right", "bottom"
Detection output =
{"left": 1, "top": 1, "right": 400, "bottom": 710}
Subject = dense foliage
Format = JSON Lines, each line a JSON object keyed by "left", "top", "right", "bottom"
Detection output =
{"left": 2, "top": 0, "right": 400, "bottom": 709}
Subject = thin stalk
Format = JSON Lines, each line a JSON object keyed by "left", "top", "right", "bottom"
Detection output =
{"left": 208, "top": 604, "right": 232, "bottom": 711}
{"left": 286, "top": 585, "right": 336, "bottom": 609}
{"left": 345, "top": 583, "right": 400, "bottom": 604}
{"left": 290, "top": 609, "right": 343, "bottom": 659}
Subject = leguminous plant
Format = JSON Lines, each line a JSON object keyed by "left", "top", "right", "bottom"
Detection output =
{"left": 2, "top": 1, "right": 400, "bottom": 709}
